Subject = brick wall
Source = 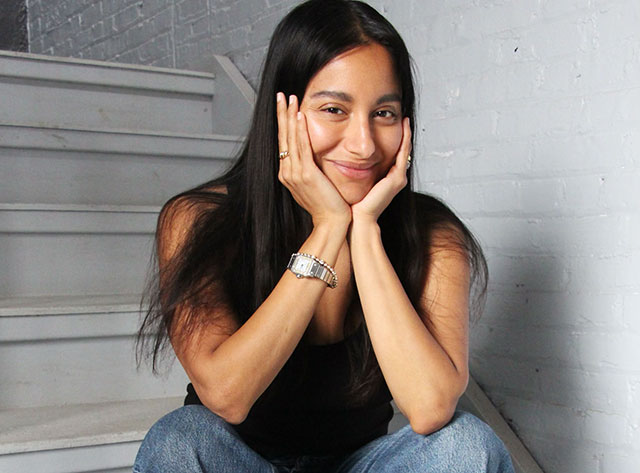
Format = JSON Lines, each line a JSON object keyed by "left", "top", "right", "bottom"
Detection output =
{"left": 25, "top": 0, "right": 640, "bottom": 471}
{"left": 206, "top": 0, "right": 299, "bottom": 89}
{"left": 26, "top": 0, "right": 298, "bottom": 86}
{"left": 365, "top": 0, "right": 640, "bottom": 471}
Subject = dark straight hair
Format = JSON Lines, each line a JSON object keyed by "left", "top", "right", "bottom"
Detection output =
{"left": 137, "top": 0, "right": 486, "bottom": 404}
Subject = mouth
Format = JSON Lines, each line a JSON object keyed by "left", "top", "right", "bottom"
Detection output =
{"left": 330, "top": 160, "right": 378, "bottom": 179}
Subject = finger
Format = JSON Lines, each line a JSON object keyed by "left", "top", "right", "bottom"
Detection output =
{"left": 287, "top": 94, "right": 301, "bottom": 175}
{"left": 280, "top": 94, "right": 299, "bottom": 185}
{"left": 276, "top": 92, "right": 288, "bottom": 154}
{"left": 278, "top": 93, "right": 293, "bottom": 184}
{"left": 396, "top": 117, "right": 412, "bottom": 172}
{"left": 296, "top": 111, "right": 316, "bottom": 171}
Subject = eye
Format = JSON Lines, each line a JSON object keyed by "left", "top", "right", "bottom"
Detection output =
{"left": 322, "top": 106, "right": 344, "bottom": 115}
{"left": 374, "top": 109, "right": 397, "bottom": 119}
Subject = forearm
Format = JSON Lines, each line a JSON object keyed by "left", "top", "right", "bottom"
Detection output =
{"left": 349, "top": 220, "right": 468, "bottom": 433}
{"left": 187, "top": 220, "right": 348, "bottom": 423}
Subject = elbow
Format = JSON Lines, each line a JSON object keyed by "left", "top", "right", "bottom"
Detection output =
{"left": 406, "top": 389, "right": 463, "bottom": 436}
{"left": 408, "top": 404, "right": 456, "bottom": 436}
{"left": 211, "top": 403, "right": 249, "bottom": 425}
{"left": 197, "top": 385, "right": 250, "bottom": 425}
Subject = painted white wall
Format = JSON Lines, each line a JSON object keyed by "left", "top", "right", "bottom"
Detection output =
{"left": 364, "top": 0, "right": 640, "bottom": 471}
{"left": 24, "top": 0, "right": 640, "bottom": 471}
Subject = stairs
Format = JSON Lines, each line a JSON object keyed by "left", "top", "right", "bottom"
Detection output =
{"left": 0, "top": 50, "right": 251, "bottom": 472}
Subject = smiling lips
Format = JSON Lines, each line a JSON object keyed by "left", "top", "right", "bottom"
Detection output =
{"left": 331, "top": 160, "right": 377, "bottom": 179}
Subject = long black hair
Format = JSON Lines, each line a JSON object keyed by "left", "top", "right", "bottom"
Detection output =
{"left": 137, "top": 0, "right": 487, "bottom": 404}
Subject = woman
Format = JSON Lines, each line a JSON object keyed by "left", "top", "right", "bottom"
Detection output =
{"left": 134, "top": 0, "right": 514, "bottom": 471}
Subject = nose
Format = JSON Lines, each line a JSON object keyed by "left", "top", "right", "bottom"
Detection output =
{"left": 344, "top": 114, "right": 375, "bottom": 159}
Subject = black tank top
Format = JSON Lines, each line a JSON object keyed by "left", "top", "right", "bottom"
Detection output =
{"left": 184, "top": 329, "right": 393, "bottom": 457}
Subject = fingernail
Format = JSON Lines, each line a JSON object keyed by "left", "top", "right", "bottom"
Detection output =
{"left": 297, "top": 112, "right": 302, "bottom": 120}
{"left": 276, "top": 92, "right": 283, "bottom": 102}
{"left": 289, "top": 95, "right": 295, "bottom": 105}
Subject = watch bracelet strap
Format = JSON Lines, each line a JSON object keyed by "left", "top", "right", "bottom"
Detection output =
{"left": 288, "top": 252, "right": 338, "bottom": 289}
{"left": 296, "top": 253, "right": 338, "bottom": 288}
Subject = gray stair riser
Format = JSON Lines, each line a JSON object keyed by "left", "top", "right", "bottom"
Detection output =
{"left": 0, "top": 309, "right": 139, "bottom": 342}
{"left": 0, "top": 332, "right": 187, "bottom": 409}
{"left": 0, "top": 52, "right": 216, "bottom": 135}
{"left": 0, "top": 441, "right": 141, "bottom": 473}
{"left": 0, "top": 232, "right": 154, "bottom": 298}
{"left": 0, "top": 124, "right": 243, "bottom": 157}
{"left": 1, "top": 147, "right": 231, "bottom": 206}
{"left": 1, "top": 79, "right": 213, "bottom": 134}
{"left": 0, "top": 206, "right": 159, "bottom": 234}
{"left": 0, "top": 50, "right": 214, "bottom": 94}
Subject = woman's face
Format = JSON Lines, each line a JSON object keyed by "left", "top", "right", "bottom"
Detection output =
{"left": 299, "top": 43, "right": 404, "bottom": 205}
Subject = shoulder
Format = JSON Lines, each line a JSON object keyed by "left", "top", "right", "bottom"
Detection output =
{"left": 157, "top": 185, "right": 227, "bottom": 265}
{"left": 411, "top": 192, "right": 468, "bottom": 249}
{"left": 411, "top": 193, "right": 488, "bottom": 318}
{"left": 412, "top": 191, "right": 452, "bottom": 213}
{"left": 159, "top": 185, "right": 227, "bottom": 220}
{"left": 414, "top": 196, "right": 472, "bottom": 301}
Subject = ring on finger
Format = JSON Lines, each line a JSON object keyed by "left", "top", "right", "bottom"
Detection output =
{"left": 279, "top": 150, "right": 290, "bottom": 160}
{"left": 406, "top": 154, "right": 412, "bottom": 170}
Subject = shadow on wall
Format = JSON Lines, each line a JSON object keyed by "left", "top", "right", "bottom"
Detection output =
{"left": 0, "top": 0, "right": 28, "bottom": 52}
{"left": 469, "top": 213, "right": 597, "bottom": 472}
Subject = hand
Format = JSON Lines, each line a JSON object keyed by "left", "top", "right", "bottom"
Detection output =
{"left": 351, "top": 117, "right": 412, "bottom": 223}
{"left": 276, "top": 93, "right": 352, "bottom": 228}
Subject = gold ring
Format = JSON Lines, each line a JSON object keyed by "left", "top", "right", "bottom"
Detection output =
{"left": 406, "top": 154, "right": 412, "bottom": 170}
{"left": 279, "top": 150, "right": 290, "bottom": 160}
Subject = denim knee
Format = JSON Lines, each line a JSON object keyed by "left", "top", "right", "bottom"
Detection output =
{"left": 431, "top": 411, "right": 514, "bottom": 472}
{"left": 380, "top": 411, "right": 514, "bottom": 473}
{"left": 133, "top": 405, "right": 236, "bottom": 473}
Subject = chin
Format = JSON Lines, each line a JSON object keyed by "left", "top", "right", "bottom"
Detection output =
{"left": 336, "top": 182, "right": 373, "bottom": 205}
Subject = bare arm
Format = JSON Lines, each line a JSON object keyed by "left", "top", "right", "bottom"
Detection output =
{"left": 348, "top": 118, "right": 469, "bottom": 434}
{"left": 167, "top": 211, "right": 348, "bottom": 424}
{"left": 349, "top": 222, "right": 470, "bottom": 435}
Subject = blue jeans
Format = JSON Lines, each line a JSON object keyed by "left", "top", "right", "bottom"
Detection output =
{"left": 133, "top": 405, "right": 515, "bottom": 472}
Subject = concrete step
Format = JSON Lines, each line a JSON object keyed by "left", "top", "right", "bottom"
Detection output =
{"left": 0, "top": 123, "right": 240, "bottom": 206}
{"left": 0, "top": 204, "right": 159, "bottom": 298}
{"left": 0, "top": 50, "right": 254, "bottom": 137}
{"left": 0, "top": 294, "right": 188, "bottom": 409}
{"left": 0, "top": 50, "right": 214, "bottom": 135}
{"left": 0, "top": 397, "right": 183, "bottom": 473}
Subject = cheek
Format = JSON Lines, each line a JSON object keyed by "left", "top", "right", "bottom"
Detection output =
{"left": 305, "top": 117, "right": 340, "bottom": 162}
{"left": 380, "top": 126, "right": 404, "bottom": 163}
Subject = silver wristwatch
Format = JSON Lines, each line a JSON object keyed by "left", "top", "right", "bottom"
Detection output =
{"left": 287, "top": 253, "right": 337, "bottom": 288}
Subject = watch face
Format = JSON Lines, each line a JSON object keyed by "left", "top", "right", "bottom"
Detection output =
{"left": 293, "top": 257, "right": 312, "bottom": 274}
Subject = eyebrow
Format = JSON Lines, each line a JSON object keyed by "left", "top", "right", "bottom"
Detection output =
{"left": 310, "top": 90, "right": 401, "bottom": 105}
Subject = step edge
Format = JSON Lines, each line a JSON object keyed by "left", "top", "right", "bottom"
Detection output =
{"left": 0, "top": 50, "right": 216, "bottom": 96}
{"left": 0, "top": 293, "right": 143, "bottom": 317}
{"left": 0, "top": 204, "right": 159, "bottom": 234}
{"left": 0, "top": 50, "right": 215, "bottom": 79}
{"left": 0, "top": 397, "right": 183, "bottom": 454}
{"left": 0, "top": 431, "right": 146, "bottom": 455}
{"left": 0, "top": 122, "right": 245, "bottom": 143}
{"left": 0, "top": 203, "right": 161, "bottom": 213}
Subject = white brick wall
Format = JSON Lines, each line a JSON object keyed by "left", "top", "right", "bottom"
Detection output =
{"left": 24, "top": 0, "right": 640, "bottom": 471}
{"left": 365, "top": 0, "right": 640, "bottom": 471}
